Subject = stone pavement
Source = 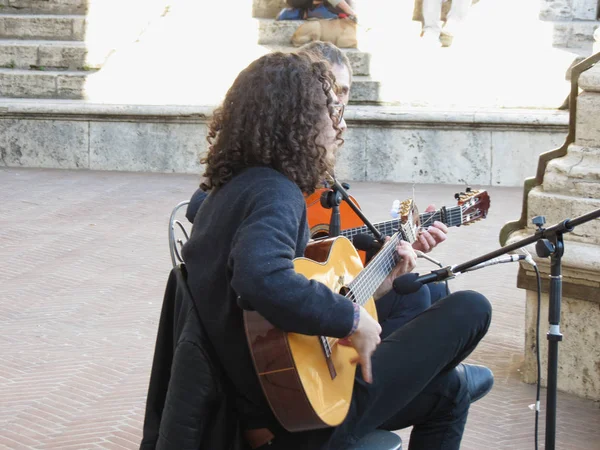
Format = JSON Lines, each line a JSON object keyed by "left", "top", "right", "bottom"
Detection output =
{"left": 1, "top": 168, "right": 599, "bottom": 449}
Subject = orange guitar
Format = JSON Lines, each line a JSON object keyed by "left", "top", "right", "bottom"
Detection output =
{"left": 304, "top": 188, "right": 365, "bottom": 238}
{"left": 306, "top": 188, "right": 491, "bottom": 247}
{"left": 244, "top": 198, "right": 420, "bottom": 432}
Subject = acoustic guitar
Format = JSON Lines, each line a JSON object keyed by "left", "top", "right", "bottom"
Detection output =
{"left": 244, "top": 194, "right": 489, "bottom": 433}
{"left": 305, "top": 188, "right": 491, "bottom": 240}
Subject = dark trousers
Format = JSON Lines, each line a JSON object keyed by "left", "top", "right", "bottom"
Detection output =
{"left": 376, "top": 282, "right": 449, "bottom": 338}
{"left": 262, "top": 289, "right": 492, "bottom": 450}
{"left": 329, "top": 290, "right": 491, "bottom": 449}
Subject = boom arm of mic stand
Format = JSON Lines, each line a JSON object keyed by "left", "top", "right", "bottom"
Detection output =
{"left": 329, "top": 178, "right": 386, "bottom": 244}
{"left": 406, "top": 208, "right": 600, "bottom": 282}
{"left": 451, "top": 208, "right": 600, "bottom": 275}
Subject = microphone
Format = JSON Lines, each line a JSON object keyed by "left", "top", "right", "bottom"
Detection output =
{"left": 392, "top": 271, "right": 447, "bottom": 296}
{"left": 352, "top": 233, "right": 382, "bottom": 252}
{"left": 462, "top": 254, "right": 527, "bottom": 272}
{"left": 393, "top": 253, "right": 529, "bottom": 296}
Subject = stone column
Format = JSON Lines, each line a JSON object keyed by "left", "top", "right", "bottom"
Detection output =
{"left": 503, "top": 51, "right": 600, "bottom": 401}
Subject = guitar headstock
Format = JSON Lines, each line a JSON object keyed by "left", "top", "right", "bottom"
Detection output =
{"left": 396, "top": 198, "right": 421, "bottom": 242}
{"left": 398, "top": 198, "right": 420, "bottom": 227}
{"left": 454, "top": 189, "right": 490, "bottom": 226}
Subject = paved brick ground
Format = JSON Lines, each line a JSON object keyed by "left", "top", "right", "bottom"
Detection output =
{"left": 1, "top": 168, "right": 599, "bottom": 449}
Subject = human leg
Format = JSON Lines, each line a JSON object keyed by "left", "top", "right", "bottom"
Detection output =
{"left": 444, "top": 0, "right": 471, "bottom": 33}
{"left": 421, "top": 0, "right": 444, "bottom": 38}
{"left": 428, "top": 281, "right": 450, "bottom": 303}
{"left": 327, "top": 290, "right": 492, "bottom": 449}
{"left": 375, "top": 285, "right": 432, "bottom": 339}
{"left": 378, "top": 367, "right": 469, "bottom": 449}
{"left": 440, "top": 0, "right": 472, "bottom": 45}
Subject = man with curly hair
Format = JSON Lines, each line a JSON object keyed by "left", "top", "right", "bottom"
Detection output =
{"left": 181, "top": 51, "right": 492, "bottom": 449}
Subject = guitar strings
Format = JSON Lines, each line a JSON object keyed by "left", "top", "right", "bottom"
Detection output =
{"left": 323, "top": 200, "right": 481, "bottom": 347}
{"left": 324, "top": 232, "right": 402, "bottom": 348}
{"left": 341, "top": 199, "right": 478, "bottom": 237}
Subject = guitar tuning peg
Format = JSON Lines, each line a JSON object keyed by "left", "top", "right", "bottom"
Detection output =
{"left": 454, "top": 193, "right": 460, "bottom": 200}
{"left": 466, "top": 187, "right": 472, "bottom": 192}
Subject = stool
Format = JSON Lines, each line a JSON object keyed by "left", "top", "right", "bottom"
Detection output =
{"left": 347, "top": 430, "right": 402, "bottom": 450}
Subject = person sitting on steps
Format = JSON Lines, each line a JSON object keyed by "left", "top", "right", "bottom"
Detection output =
{"left": 277, "top": 0, "right": 357, "bottom": 21}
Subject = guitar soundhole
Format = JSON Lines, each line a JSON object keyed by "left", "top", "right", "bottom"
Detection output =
{"left": 340, "top": 286, "right": 356, "bottom": 303}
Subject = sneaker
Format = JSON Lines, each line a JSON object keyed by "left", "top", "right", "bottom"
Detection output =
{"left": 440, "top": 31, "right": 454, "bottom": 47}
{"left": 420, "top": 30, "right": 441, "bottom": 48}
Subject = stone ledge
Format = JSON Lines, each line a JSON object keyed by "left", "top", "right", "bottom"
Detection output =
{"left": 0, "top": 99, "right": 213, "bottom": 121}
{"left": 347, "top": 106, "right": 568, "bottom": 130}
{"left": 526, "top": 189, "right": 600, "bottom": 244}
{"left": 0, "top": 0, "right": 88, "bottom": 15}
{"left": 508, "top": 222, "right": 600, "bottom": 278}
{"left": 508, "top": 229, "right": 600, "bottom": 304}
{"left": 0, "top": 99, "right": 569, "bottom": 129}
{"left": 0, "top": 14, "right": 85, "bottom": 41}
{"left": 0, "top": 100, "right": 569, "bottom": 186}
{"left": 517, "top": 267, "right": 599, "bottom": 304}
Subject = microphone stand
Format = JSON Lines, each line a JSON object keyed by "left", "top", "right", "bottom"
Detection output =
{"left": 320, "top": 187, "right": 343, "bottom": 237}
{"left": 401, "top": 207, "right": 600, "bottom": 450}
{"left": 327, "top": 178, "right": 386, "bottom": 245}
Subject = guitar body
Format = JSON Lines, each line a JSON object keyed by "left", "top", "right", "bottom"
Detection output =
{"left": 305, "top": 188, "right": 364, "bottom": 238}
{"left": 244, "top": 237, "right": 377, "bottom": 432}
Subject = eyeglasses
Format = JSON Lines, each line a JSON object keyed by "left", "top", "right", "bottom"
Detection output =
{"left": 331, "top": 102, "right": 345, "bottom": 125}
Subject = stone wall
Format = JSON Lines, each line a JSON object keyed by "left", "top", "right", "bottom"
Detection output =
{"left": 539, "top": 0, "right": 600, "bottom": 51}
{"left": 502, "top": 49, "right": 600, "bottom": 400}
{"left": 0, "top": 102, "right": 568, "bottom": 187}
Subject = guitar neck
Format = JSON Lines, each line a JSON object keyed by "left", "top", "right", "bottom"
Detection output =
{"left": 347, "top": 232, "right": 402, "bottom": 306}
{"left": 340, "top": 205, "right": 464, "bottom": 241}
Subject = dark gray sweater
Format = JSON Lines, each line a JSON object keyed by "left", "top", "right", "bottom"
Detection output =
{"left": 182, "top": 166, "right": 354, "bottom": 430}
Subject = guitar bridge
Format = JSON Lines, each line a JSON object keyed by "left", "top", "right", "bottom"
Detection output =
{"left": 320, "top": 336, "right": 337, "bottom": 379}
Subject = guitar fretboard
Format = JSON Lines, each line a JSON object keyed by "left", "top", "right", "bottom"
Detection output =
{"left": 344, "top": 208, "right": 420, "bottom": 307}
{"left": 340, "top": 205, "right": 464, "bottom": 240}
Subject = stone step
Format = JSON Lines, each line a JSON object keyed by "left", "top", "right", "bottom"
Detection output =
{"left": 257, "top": 18, "right": 302, "bottom": 46}
{"left": 542, "top": 144, "right": 600, "bottom": 199}
{"left": 551, "top": 20, "right": 600, "bottom": 52}
{"left": 539, "top": 0, "right": 599, "bottom": 21}
{"left": 575, "top": 91, "right": 600, "bottom": 147}
{"left": 0, "top": 0, "right": 88, "bottom": 15}
{"left": 0, "top": 39, "right": 89, "bottom": 70}
{"left": 253, "top": 0, "right": 286, "bottom": 19}
{"left": 0, "top": 67, "right": 90, "bottom": 98}
{"left": 261, "top": 44, "right": 371, "bottom": 76}
{"left": 348, "top": 75, "right": 380, "bottom": 103}
{"left": 0, "top": 13, "right": 85, "bottom": 40}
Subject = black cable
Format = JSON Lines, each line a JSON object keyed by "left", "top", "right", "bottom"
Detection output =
{"left": 533, "top": 264, "right": 542, "bottom": 450}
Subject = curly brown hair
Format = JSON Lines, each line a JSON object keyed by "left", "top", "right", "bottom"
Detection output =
{"left": 200, "top": 51, "right": 344, "bottom": 194}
